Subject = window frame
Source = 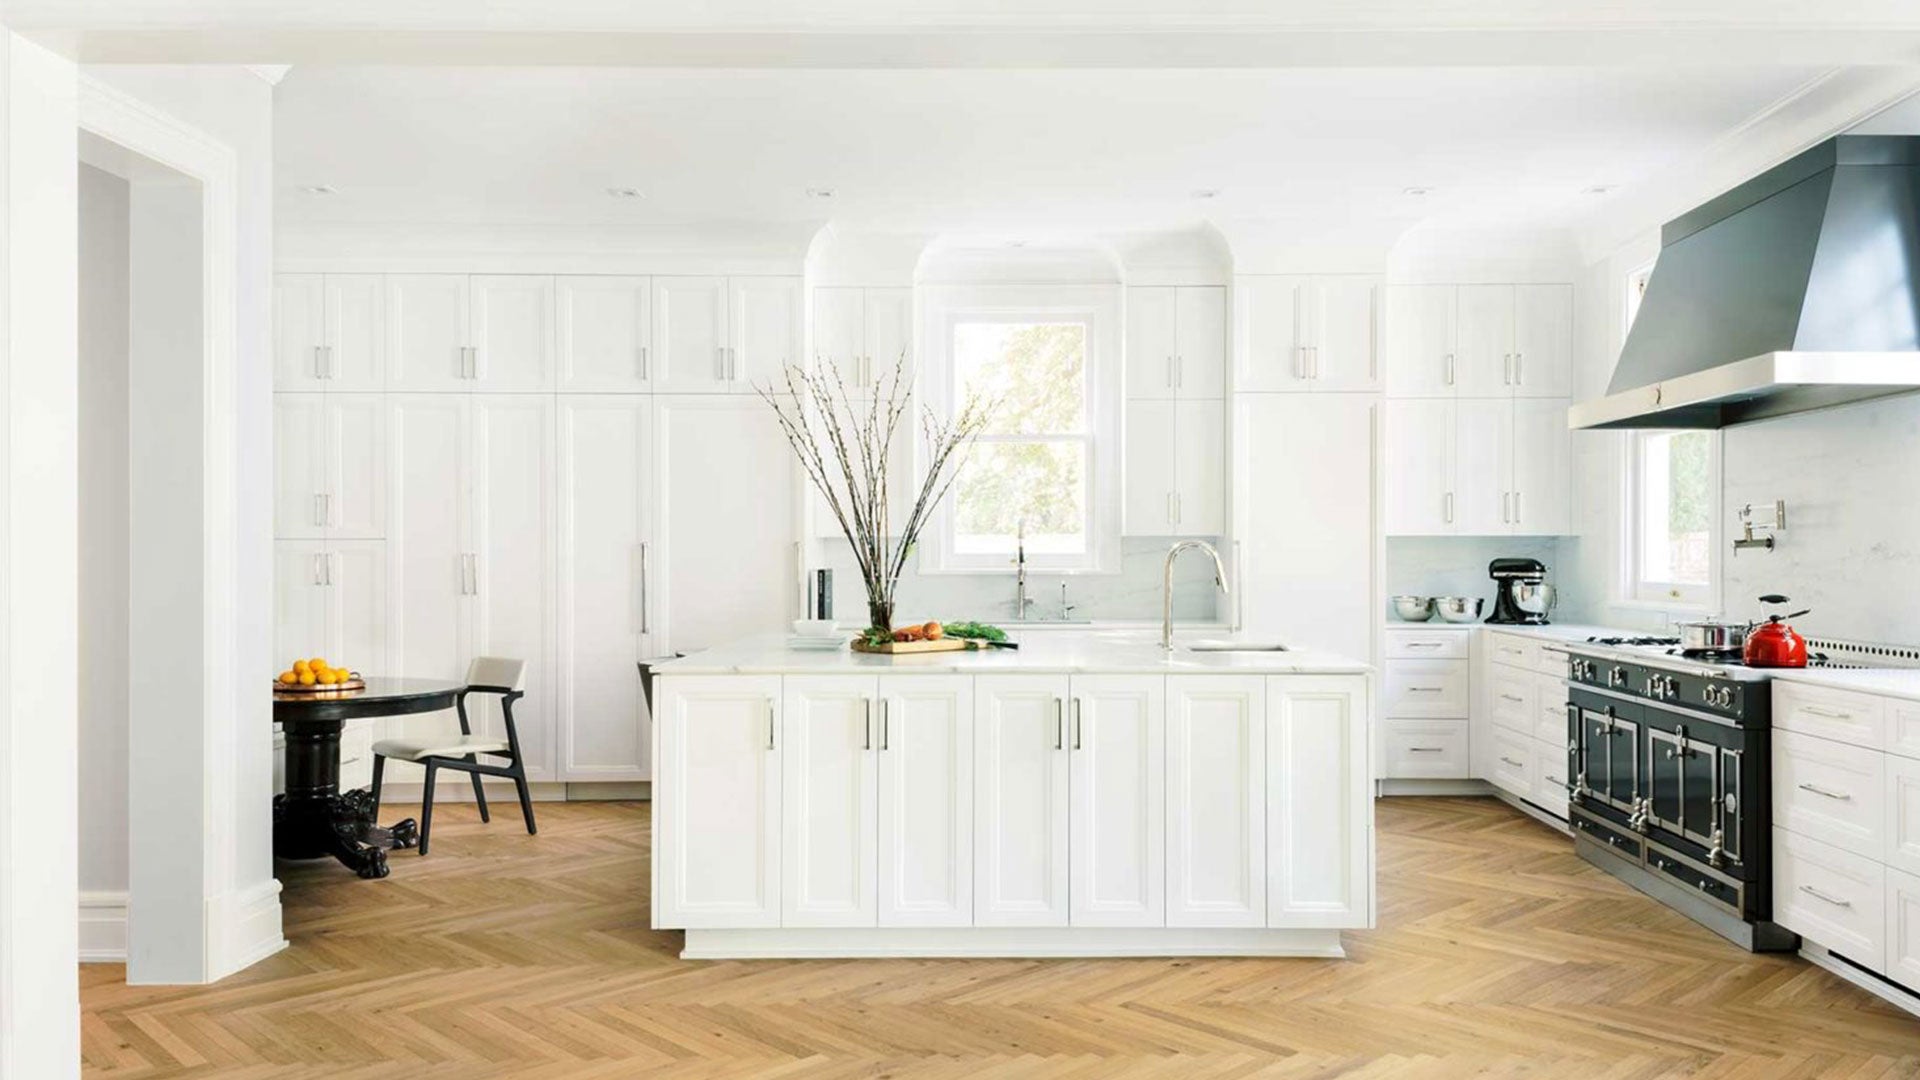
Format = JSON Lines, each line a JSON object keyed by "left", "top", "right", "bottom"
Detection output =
{"left": 917, "top": 283, "right": 1122, "bottom": 575}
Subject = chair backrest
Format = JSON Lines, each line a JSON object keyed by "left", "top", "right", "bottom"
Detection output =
{"left": 466, "top": 656, "right": 527, "bottom": 692}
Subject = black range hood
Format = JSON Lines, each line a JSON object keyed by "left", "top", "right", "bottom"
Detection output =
{"left": 1569, "top": 135, "right": 1920, "bottom": 430}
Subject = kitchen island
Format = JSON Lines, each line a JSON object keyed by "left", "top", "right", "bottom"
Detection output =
{"left": 650, "top": 632, "right": 1372, "bottom": 958}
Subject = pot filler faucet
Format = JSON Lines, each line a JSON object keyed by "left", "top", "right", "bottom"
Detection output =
{"left": 1163, "top": 540, "right": 1230, "bottom": 650}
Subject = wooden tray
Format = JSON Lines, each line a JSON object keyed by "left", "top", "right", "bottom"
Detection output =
{"left": 851, "top": 638, "right": 976, "bottom": 655}
{"left": 274, "top": 675, "right": 367, "bottom": 694}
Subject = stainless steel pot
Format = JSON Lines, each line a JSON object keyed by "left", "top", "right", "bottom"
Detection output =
{"left": 1676, "top": 617, "right": 1749, "bottom": 654}
{"left": 1511, "top": 582, "right": 1557, "bottom": 617}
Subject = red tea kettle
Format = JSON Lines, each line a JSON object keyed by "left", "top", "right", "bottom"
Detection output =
{"left": 1743, "top": 594, "right": 1810, "bottom": 668}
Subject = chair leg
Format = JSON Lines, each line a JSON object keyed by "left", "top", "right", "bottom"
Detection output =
{"left": 418, "top": 761, "right": 438, "bottom": 856}
{"left": 467, "top": 755, "right": 490, "bottom": 823}
{"left": 514, "top": 770, "right": 537, "bottom": 836}
{"left": 370, "top": 755, "right": 386, "bottom": 819}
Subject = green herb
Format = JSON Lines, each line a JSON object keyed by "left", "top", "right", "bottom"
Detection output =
{"left": 858, "top": 626, "right": 894, "bottom": 648}
{"left": 942, "top": 621, "right": 1007, "bottom": 643}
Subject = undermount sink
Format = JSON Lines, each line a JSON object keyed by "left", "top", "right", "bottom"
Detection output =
{"left": 1184, "top": 641, "right": 1290, "bottom": 653}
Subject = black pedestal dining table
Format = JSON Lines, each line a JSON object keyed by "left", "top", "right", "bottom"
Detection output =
{"left": 272, "top": 677, "right": 461, "bottom": 879}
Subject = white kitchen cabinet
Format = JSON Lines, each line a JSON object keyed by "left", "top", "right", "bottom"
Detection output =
{"left": 274, "top": 393, "right": 387, "bottom": 540}
{"left": 1234, "top": 393, "right": 1377, "bottom": 666}
{"left": 782, "top": 675, "right": 880, "bottom": 928}
{"left": 471, "top": 275, "right": 556, "bottom": 391}
{"left": 1382, "top": 283, "right": 1571, "bottom": 399}
{"left": 557, "top": 276, "right": 652, "bottom": 392}
{"left": 1126, "top": 286, "right": 1224, "bottom": 399}
{"left": 1167, "top": 675, "right": 1266, "bottom": 927}
{"left": 1386, "top": 396, "right": 1569, "bottom": 537}
{"left": 1453, "top": 397, "right": 1511, "bottom": 535}
{"left": 1069, "top": 675, "right": 1165, "bottom": 927}
{"left": 384, "top": 274, "right": 556, "bottom": 392}
{"left": 273, "top": 538, "right": 388, "bottom": 677}
{"left": 1124, "top": 287, "right": 1178, "bottom": 400}
{"left": 1123, "top": 401, "right": 1176, "bottom": 535}
{"left": 1482, "top": 726, "right": 1534, "bottom": 800}
{"left": 653, "top": 395, "right": 797, "bottom": 656}
{"left": 1124, "top": 398, "right": 1224, "bottom": 536}
{"left": 468, "top": 395, "right": 556, "bottom": 780}
{"left": 1509, "top": 398, "right": 1572, "bottom": 535}
{"left": 386, "top": 274, "right": 472, "bottom": 392}
{"left": 556, "top": 396, "right": 653, "bottom": 782}
{"left": 1383, "top": 659, "right": 1469, "bottom": 719}
{"left": 1889, "top": 755, "right": 1920, "bottom": 878}
{"left": 878, "top": 675, "right": 974, "bottom": 926}
{"left": 1383, "top": 399, "right": 1454, "bottom": 535}
{"left": 730, "top": 277, "right": 803, "bottom": 390}
{"left": 1454, "top": 285, "right": 1513, "bottom": 397}
{"left": 275, "top": 273, "right": 386, "bottom": 391}
{"left": 974, "top": 674, "right": 1071, "bottom": 926}
{"left": 654, "top": 675, "right": 783, "bottom": 928}
{"left": 1235, "top": 275, "right": 1379, "bottom": 392}
{"left": 1268, "top": 675, "right": 1369, "bottom": 928}
{"left": 813, "top": 286, "right": 913, "bottom": 392}
{"left": 1888, "top": 866, "right": 1920, "bottom": 989}
{"left": 863, "top": 288, "right": 914, "bottom": 391}
{"left": 1381, "top": 285, "right": 1456, "bottom": 396}
{"left": 653, "top": 276, "right": 802, "bottom": 394}
{"left": 1382, "top": 720, "right": 1470, "bottom": 779}
{"left": 1775, "top": 827, "right": 1886, "bottom": 973}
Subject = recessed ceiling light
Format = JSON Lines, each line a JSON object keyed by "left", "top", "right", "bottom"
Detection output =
{"left": 1582, "top": 185, "right": 1618, "bottom": 196}
{"left": 299, "top": 185, "right": 335, "bottom": 196}
{"left": 606, "top": 187, "right": 644, "bottom": 199}
{"left": 1191, "top": 188, "right": 1220, "bottom": 200}
{"left": 1402, "top": 186, "right": 1433, "bottom": 197}
{"left": 806, "top": 188, "right": 835, "bottom": 199}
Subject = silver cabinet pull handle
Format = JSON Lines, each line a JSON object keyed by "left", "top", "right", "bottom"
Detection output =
{"left": 313, "top": 345, "right": 324, "bottom": 380}
{"left": 1514, "top": 352, "right": 1523, "bottom": 385}
{"left": 1167, "top": 355, "right": 1176, "bottom": 389}
{"left": 1443, "top": 353, "right": 1455, "bottom": 386}
{"left": 1310, "top": 346, "right": 1319, "bottom": 380}
{"left": 639, "top": 345, "right": 650, "bottom": 382}
{"left": 1500, "top": 756, "right": 1525, "bottom": 767}
{"left": 716, "top": 345, "right": 727, "bottom": 381}
{"left": 1800, "top": 705, "right": 1853, "bottom": 720}
{"left": 1798, "top": 884, "right": 1851, "bottom": 908}
{"left": 1408, "top": 686, "right": 1445, "bottom": 693}
{"left": 1071, "top": 698, "right": 1082, "bottom": 750}
{"left": 1406, "top": 642, "right": 1443, "bottom": 649}
{"left": 729, "top": 346, "right": 738, "bottom": 382}
{"left": 1173, "top": 491, "right": 1182, "bottom": 527}
{"left": 880, "top": 698, "right": 889, "bottom": 751}
{"left": 1054, "top": 697, "right": 1064, "bottom": 750}
{"left": 1513, "top": 490, "right": 1522, "bottom": 525}
{"left": 1796, "top": 782, "right": 1852, "bottom": 801}
{"left": 864, "top": 698, "right": 873, "bottom": 750}
{"left": 1166, "top": 491, "right": 1176, "bottom": 527}
{"left": 323, "top": 345, "right": 335, "bottom": 380}
{"left": 312, "top": 553, "right": 325, "bottom": 586}
{"left": 1500, "top": 694, "right": 1525, "bottom": 703}
{"left": 767, "top": 701, "right": 776, "bottom": 750}
{"left": 1176, "top": 355, "right": 1184, "bottom": 388}
{"left": 1408, "top": 747, "right": 1445, "bottom": 753}
{"left": 638, "top": 542, "right": 650, "bottom": 633}
{"left": 314, "top": 493, "right": 325, "bottom": 526}
{"left": 1443, "top": 491, "right": 1454, "bottom": 524}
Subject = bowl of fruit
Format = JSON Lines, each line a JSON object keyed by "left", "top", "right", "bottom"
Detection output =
{"left": 274, "top": 657, "right": 364, "bottom": 693}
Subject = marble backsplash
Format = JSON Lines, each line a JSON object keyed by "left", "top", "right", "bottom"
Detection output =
{"left": 814, "top": 535, "right": 1229, "bottom": 626}
{"left": 1384, "top": 536, "right": 1564, "bottom": 620}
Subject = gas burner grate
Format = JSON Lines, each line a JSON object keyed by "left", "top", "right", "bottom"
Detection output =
{"left": 1587, "top": 635, "right": 1680, "bottom": 647}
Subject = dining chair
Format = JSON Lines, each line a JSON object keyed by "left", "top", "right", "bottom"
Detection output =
{"left": 369, "top": 656, "right": 536, "bottom": 856}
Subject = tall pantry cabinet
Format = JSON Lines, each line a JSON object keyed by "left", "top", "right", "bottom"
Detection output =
{"left": 274, "top": 271, "right": 804, "bottom": 789}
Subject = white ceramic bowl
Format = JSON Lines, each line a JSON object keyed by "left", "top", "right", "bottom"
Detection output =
{"left": 792, "top": 618, "right": 840, "bottom": 638}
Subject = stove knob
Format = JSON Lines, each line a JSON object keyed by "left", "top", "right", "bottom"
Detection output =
{"left": 1610, "top": 666, "right": 1627, "bottom": 688}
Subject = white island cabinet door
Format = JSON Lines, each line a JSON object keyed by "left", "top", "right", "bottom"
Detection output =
{"left": 1267, "top": 676, "right": 1371, "bottom": 929}
{"left": 878, "top": 675, "right": 973, "bottom": 926}
{"left": 655, "top": 675, "right": 782, "bottom": 929}
{"left": 782, "top": 675, "right": 879, "bottom": 927}
{"left": 1070, "top": 674, "right": 1165, "bottom": 927}
{"left": 1166, "top": 676, "right": 1266, "bottom": 927}
{"left": 974, "top": 674, "right": 1071, "bottom": 927}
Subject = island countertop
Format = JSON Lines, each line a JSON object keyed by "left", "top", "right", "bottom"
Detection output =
{"left": 653, "top": 631, "right": 1369, "bottom": 676}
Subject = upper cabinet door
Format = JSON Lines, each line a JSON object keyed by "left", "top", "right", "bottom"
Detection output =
{"left": 274, "top": 274, "right": 327, "bottom": 391}
{"left": 1267, "top": 675, "right": 1370, "bottom": 929}
{"left": 973, "top": 674, "right": 1071, "bottom": 927}
{"left": 811, "top": 286, "right": 865, "bottom": 386}
{"left": 1122, "top": 400, "right": 1176, "bottom": 536}
{"left": 1174, "top": 287, "right": 1227, "bottom": 399}
{"left": 1512, "top": 284, "right": 1573, "bottom": 398}
{"left": 274, "top": 394, "right": 328, "bottom": 539}
{"left": 1309, "top": 276, "right": 1380, "bottom": 392}
{"left": 730, "top": 277, "right": 803, "bottom": 392}
{"left": 386, "top": 275, "right": 472, "bottom": 392}
{"left": 557, "top": 276, "right": 651, "bottom": 393}
{"left": 877, "top": 674, "right": 974, "bottom": 927}
{"left": 1453, "top": 397, "right": 1513, "bottom": 536}
{"left": 1381, "top": 285, "right": 1455, "bottom": 396}
{"left": 324, "top": 274, "right": 387, "bottom": 391}
{"left": 1173, "top": 398, "right": 1225, "bottom": 536}
{"left": 650, "top": 276, "right": 730, "bottom": 393}
{"left": 781, "top": 675, "right": 880, "bottom": 928}
{"left": 471, "top": 275, "right": 555, "bottom": 392}
{"left": 323, "top": 393, "right": 388, "bottom": 540}
{"left": 1124, "top": 287, "right": 1178, "bottom": 400}
{"left": 862, "top": 288, "right": 914, "bottom": 392}
{"left": 1453, "top": 285, "right": 1515, "bottom": 397}
{"left": 1234, "top": 275, "right": 1310, "bottom": 392}
{"left": 1384, "top": 398, "right": 1455, "bottom": 536}
{"left": 1166, "top": 675, "right": 1267, "bottom": 927}
{"left": 1510, "top": 398, "right": 1571, "bottom": 536}
{"left": 1068, "top": 674, "right": 1165, "bottom": 927}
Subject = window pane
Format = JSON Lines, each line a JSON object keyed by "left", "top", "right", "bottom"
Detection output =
{"left": 953, "top": 321, "right": 1086, "bottom": 435}
{"left": 1640, "top": 431, "right": 1710, "bottom": 587}
{"left": 952, "top": 440, "right": 1086, "bottom": 555}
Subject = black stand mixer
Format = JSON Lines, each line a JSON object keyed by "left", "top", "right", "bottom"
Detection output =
{"left": 1487, "top": 558, "right": 1553, "bottom": 625}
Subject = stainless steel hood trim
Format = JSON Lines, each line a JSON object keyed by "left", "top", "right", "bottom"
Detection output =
{"left": 1567, "top": 351, "right": 1920, "bottom": 430}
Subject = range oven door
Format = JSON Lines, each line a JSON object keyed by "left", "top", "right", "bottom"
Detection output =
{"left": 1570, "top": 690, "right": 1639, "bottom": 816}
{"left": 1643, "top": 716, "right": 1742, "bottom": 871}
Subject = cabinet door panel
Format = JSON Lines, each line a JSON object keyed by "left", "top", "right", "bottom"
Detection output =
{"left": 1510, "top": 398, "right": 1570, "bottom": 535}
{"left": 1453, "top": 398, "right": 1512, "bottom": 535}
{"left": 1888, "top": 866, "right": 1920, "bottom": 989}
{"left": 1381, "top": 285, "right": 1454, "bottom": 396}
{"left": 386, "top": 275, "right": 471, "bottom": 392}
{"left": 325, "top": 394, "right": 387, "bottom": 540}
{"left": 1125, "top": 287, "right": 1178, "bottom": 399}
{"left": 1512, "top": 284, "right": 1573, "bottom": 397}
{"left": 730, "top": 277, "right": 802, "bottom": 390}
{"left": 557, "top": 397, "right": 651, "bottom": 781}
{"left": 557, "top": 276, "right": 651, "bottom": 392}
{"left": 1234, "top": 275, "right": 1310, "bottom": 392}
{"left": 1453, "top": 285, "right": 1514, "bottom": 397}
{"left": 1890, "top": 755, "right": 1920, "bottom": 877}
{"left": 1175, "top": 286, "right": 1227, "bottom": 399}
{"left": 1310, "top": 276, "right": 1379, "bottom": 392}
{"left": 470, "top": 395, "right": 556, "bottom": 780}
{"left": 783, "top": 676, "right": 879, "bottom": 927}
{"left": 1384, "top": 398, "right": 1454, "bottom": 535}
{"left": 651, "top": 277, "right": 730, "bottom": 392}
{"left": 274, "top": 540, "right": 329, "bottom": 665}
{"left": 878, "top": 675, "right": 973, "bottom": 926}
{"left": 326, "top": 539, "right": 388, "bottom": 677}
{"left": 1167, "top": 676, "right": 1266, "bottom": 927}
{"left": 974, "top": 675, "right": 1070, "bottom": 926}
{"left": 1173, "top": 399, "right": 1225, "bottom": 536}
{"left": 1123, "top": 400, "right": 1176, "bottom": 536}
{"left": 655, "top": 677, "right": 782, "bottom": 928}
{"left": 471, "top": 275, "right": 555, "bottom": 391}
{"left": 862, "top": 288, "right": 914, "bottom": 390}
{"left": 274, "top": 394, "right": 328, "bottom": 539}
{"left": 811, "top": 287, "right": 865, "bottom": 384}
{"left": 274, "top": 274, "right": 326, "bottom": 390}
{"left": 1269, "top": 676, "right": 1369, "bottom": 928}
{"left": 325, "top": 274, "right": 387, "bottom": 390}
{"left": 1071, "top": 675, "right": 1165, "bottom": 927}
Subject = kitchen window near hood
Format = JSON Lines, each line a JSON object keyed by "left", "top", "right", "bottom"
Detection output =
{"left": 1628, "top": 430, "right": 1715, "bottom": 606}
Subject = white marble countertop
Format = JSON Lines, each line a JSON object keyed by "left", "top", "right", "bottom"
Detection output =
{"left": 655, "top": 630, "right": 1369, "bottom": 676}
{"left": 1382, "top": 621, "right": 1645, "bottom": 645}
{"left": 1768, "top": 667, "right": 1920, "bottom": 703}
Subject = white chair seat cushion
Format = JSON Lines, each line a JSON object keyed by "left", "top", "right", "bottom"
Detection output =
{"left": 372, "top": 734, "right": 511, "bottom": 762}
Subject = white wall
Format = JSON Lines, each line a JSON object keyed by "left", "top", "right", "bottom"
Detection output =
{"left": 78, "top": 163, "right": 130, "bottom": 912}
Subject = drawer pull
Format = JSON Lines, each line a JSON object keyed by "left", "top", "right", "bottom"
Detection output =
{"left": 1500, "top": 756, "right": 1525, "bottom": 767}
{"left": 1408, "top": 746, "right": 1446, "bottom": 753}
{"left": 1406, "top": 642, "right": 1444, "bottom": 649}
{"left": 1407, "top": 686, "right": 1445, "bottom": 693}
{"left": 1798, "top": 884, "right": 1853, "bottom": 908}
{"left": 1500, "top": 694, "right": 1525, "bottom": 704}
{"left": 1796, "top": 782, "right": 1852, "bottom": 801}
{"left": 1800, "top": 706, "right": 1854, "bottom": 720}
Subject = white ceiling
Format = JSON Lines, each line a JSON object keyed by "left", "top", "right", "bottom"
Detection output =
{"left": 274, "top": 65, "right": 1834, "bottom": 241}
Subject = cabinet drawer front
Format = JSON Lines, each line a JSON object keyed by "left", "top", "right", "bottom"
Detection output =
{"left": 1484, "top": 727, "right": 1532, "bottom": 797}
{"left": 1533, "top": 643, "right": 1572, "bottom": 678}
{"left": 1889, "top": 866, "right": 1920, "bottom": 990}
{"left": 1890, "top": 700, "right": 1920, "bottom": 761}
{"left": 1488, "top": 669, "right": 1536, "bottom": 735}
{"left": 1774, "top": 730, "right": 1886, "bottom": 859}
{"left": 1383, "top": 660, "right": 1469, "bottom": 718}
{"left": 1774, "top": 827, "right": 1886, "bottom": 974}
{"left": 1487, "top": 634, "right": 1539, "bottom": 671}
{"left": 1382, "top": 720, "right": 1469, "bottom": 779}
{"left": 1533, "top": 673, "right": 1570, "bottom": 743}
{"left": 1775, "top": 683, "right": 1885, "bottom": 749}
{"left": 1385, "top": 631, "right": 1470, "bottom": 659}
{"left": 1888, "top": 755, "right": 1920, "bottom": 877}
{"left": 1530, "top": 736, "right": 1570, "bottom": 816}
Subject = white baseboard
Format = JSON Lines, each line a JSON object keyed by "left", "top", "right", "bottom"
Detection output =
{"left": 680, "top": 927, "right": 1347, "bottom": 960}
{"left": 210, "top": 878, "right": 287, "bottom": 980}
{"left": 1491, "top": 791, "right": 1572, "bottom": 834}
{"left": 78, "top": 891, "right": 128, "bottom": 963}
{"left": 369, "top": 780, "right": 649, "bottom": 804}
{"left": 565, "top": 781, "right": 649, "bottom": 801}
{"left": 1802, "top": 942, "right": 1920, "bottom": 1018}
{"left": 1377, "top": 779, "right": 1493, "bottom": 797}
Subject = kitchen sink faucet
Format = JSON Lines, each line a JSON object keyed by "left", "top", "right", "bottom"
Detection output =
{"left": 1163, "top": 539, "right": 1230, "bottom": 650}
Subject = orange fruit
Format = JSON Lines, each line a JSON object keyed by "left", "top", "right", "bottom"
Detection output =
{"left": 298, "top": 671, "right": 317, "bottom": 686}
{"left": 293, "top": 659, "right": 311, "bottom": 675}
{"left": 277, "top": 671, "right": 299, "bottom": 685}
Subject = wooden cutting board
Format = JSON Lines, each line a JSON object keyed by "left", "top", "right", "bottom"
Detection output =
{"left": 850, "top": 638, "right": 976, "bottom": 655}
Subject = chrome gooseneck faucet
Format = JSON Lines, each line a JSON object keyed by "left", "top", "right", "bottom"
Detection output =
{"left": 1162, "top": 539, "right": 1229, "bottom": 650}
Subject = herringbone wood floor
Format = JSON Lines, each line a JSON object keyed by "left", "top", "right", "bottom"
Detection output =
{"left": 80, "top": 797, "right": 1920, "bottom": 1078}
